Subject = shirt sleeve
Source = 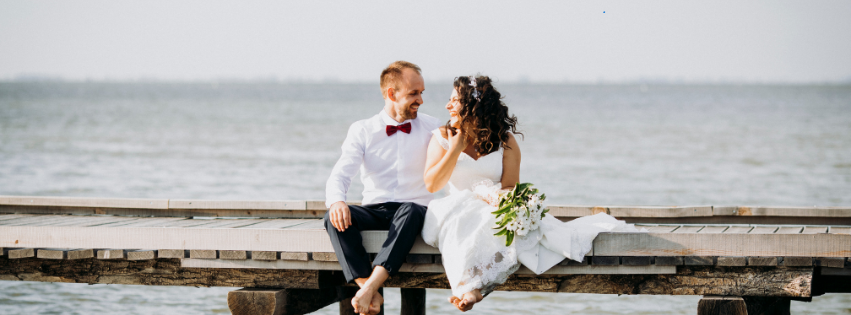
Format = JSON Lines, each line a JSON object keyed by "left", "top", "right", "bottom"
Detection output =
{"left": 325, "top": 122, "right": 366, "bottom": 208}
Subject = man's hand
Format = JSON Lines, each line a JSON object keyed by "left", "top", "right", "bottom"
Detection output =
{"left": 329, "top": 201, "right": 352, "bottom": 232}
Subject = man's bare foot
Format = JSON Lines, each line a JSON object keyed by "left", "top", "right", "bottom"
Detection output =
{"left": 448, "top": 290, "right": 483, "bottom": 312}
{"left": 368, "top": 291, "right": 383, "bottom": 315}
{"left": 352, "top": 287, "right": 374, "bottom": 315}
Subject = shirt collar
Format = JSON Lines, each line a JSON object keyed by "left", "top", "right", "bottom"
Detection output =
{"left": 380, "top": 109, "right": 413, "bottom": 126}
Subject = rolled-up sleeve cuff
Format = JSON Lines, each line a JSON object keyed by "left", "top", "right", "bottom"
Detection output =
{"left": 325, "top": 196, "right": 346, "bottom": 209}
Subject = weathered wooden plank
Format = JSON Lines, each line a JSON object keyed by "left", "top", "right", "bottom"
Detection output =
{"left": 305, "top": 201, "right": 328, "bottom": 211}
{"left": 252, "top": 251, "right": 278, "bottom": 261}
{"left": 782, "top": 257, "right": 812, "bottom": 267}
{"left": 673, "top": 226, "right": 704, "bottom": 233}
{"left": 312, "top": 252, "right": 337, "bottom": 262}
{"left": 169, "top": 200, "right": 306, "bottom": 210}
{"left": 237, "top": 219, "right": 314, "bottom": 229}
{"left": 181, "top": 259, "right": 675, "bottom": 275}
{"left": 591, "top": 256, "right": 619, "bottom": 265}
{"left": 97, "top": 249, "right": 125, "bottom": 259}
{"left": 0, "top": 257, "right": 809, "bottom": 296}
{"left": 9, "top": 248, "right": 35, "bottom": 259}
{"left": 608, "top": 206, "right": 713, "bottom": 218}
{"left": 0, "top": 215, "right": 74, "bottom": 226}
{"left": 0, "top": 196, "right": 169, "bottom": 209}
{"left": 724, "top": 226, "right": 753, "bottom": 234}
{"left": 549, "top": 266, "right": 812, "bottom": 297}
{"left": 0, "top": 257, "right": 334, "bottom": 289}
{"left": 37, "top": 248, "right": 67, "bottom": 260}
{"left": 643, "top": 225, "right": 680, "bottom": 233}
{"left": 183, "top": 219, "right": 268, "bottom": 229}
{"left": 94, "top": 217, "right": 185, "bottom": 227}
{"left": 158, "top": 249, "right": 186, "bottom": 259}
{"left": 829, "top": 227, "right": 851, "bottom": 234}
{"left": 282, "top": 220, "right": 326, "bottom": 230}
{"left": 220, "top": 250, "right": 248, "bottom": 260}
{"left": 698, "top": 226, "right": 728, "bottom": 234}
{"left": 81, "top": 217, "right": 145, "bottom": 227}
{"left": 654, "top": 256, "right": 683, "bottom": 266}
{"left": 68, "top": 249, "right": 94, "bottom": 260}
{"left": 748, "top": 257, "right": 778, "bottom": 266}
{"left": 547, "top": 206, "right": 604, "bottom": 217}
{"left": 776, "top": 226, "right": 803, "bottom": 234}
{"left": 190, "top": 250, "right": 217, "bottom": 259}
{"left": 621, "top": 256, "right": 652, "bottom": 266}
{"left": 801, "top": 226, "right": 828, "bottom": 234}
{"left": 717, "top": 256, "right": 747, "bottom": 266}
{"left": 281, "top": 252, "right": 310, "bottom": 261}
{"left": 0, "top": 214, "right": 34, "bottom": 222}
{"left": 2, "top": 215, "right": 80, "bottom": 226}
{"left": 749, "top": 226, "right": 779, "bottom": 234}
{"left": 593, "top": 232, "right": 851, "bottom": 257}
{"left": 0, "top": 223, "right": 440, "bottom": 253}
{"left": 684, "top": 256, "right": 715, "bottom": 266}
{"left": 725, "top": 206, "right": 851, "bottom": 217}
{"left": 127, "top": 250, "right": 157, "bottom": 261}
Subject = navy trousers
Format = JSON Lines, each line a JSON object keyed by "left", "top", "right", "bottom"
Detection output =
{"left": 323, "top": 202, "right": 427, "bottom": 283}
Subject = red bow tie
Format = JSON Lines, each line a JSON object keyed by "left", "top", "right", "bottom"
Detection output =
{"left": 386, "top": 122, "right": 412, "bottom": 136}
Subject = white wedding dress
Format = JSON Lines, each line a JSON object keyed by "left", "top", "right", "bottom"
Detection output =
{"left": 422, "top": 130, "right": 644, "bottom": 298}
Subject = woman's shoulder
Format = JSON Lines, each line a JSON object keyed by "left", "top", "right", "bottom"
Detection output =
{"left": 433, "top": 126, "right": 449, "bottom": 140}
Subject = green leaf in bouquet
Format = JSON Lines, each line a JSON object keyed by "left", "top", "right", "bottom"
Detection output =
{"left": 494, "top": 228, "right": 508, "bottom": 236}
{"left": 505, "top": 231, "right": 515, "bottom": 246}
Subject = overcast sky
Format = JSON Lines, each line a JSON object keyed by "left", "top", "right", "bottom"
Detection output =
{"left": 1, "top": 0, "right": 850, "bottom": 83}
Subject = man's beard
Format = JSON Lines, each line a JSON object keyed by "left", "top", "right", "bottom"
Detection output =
{"left": 400, "top": 103, "right": 418, "bottom": 120}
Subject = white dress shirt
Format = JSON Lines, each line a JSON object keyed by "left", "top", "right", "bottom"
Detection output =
{"left": 326, "top": 110, "right": 442, "bottom": 208}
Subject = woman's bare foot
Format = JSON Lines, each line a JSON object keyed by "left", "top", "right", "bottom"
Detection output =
{"left": 448, "top": 289, "right": 483, "bottom": 312}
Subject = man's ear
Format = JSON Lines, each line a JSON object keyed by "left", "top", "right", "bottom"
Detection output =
{"left": 387, "top": 87, "right": 398, "bottom": 102}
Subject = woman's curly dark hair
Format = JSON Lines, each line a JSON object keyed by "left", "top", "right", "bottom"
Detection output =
{"left": 449, "top": 75, "right": 522, "bottom": 155}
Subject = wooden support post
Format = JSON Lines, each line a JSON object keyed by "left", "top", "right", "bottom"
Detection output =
{"left": 697, "top": 296, "right": 747, "bottom": 315}
{"left": 400, "top": 288, "right": 426, "bottom": 315}
{"left": 228, "top": 287, "right": 352, "bottom": 315}
{"left": 339, "top": 287, "right": 358, "bottom": 315}
{"left": 742, "top": 297, "right": 791, "bottom": 315}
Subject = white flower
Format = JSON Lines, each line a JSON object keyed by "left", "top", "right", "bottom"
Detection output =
{"left": 529, "top": 220, "right": 539, "bottom": 231}
{"left": 516, "top": 225, "right": 528, "bottom": 236}
{"left": 506, "top": 220, "right": 518, "bottom": 231}
{"left": 519, "top": 215, "right": 531, "bottom": 228}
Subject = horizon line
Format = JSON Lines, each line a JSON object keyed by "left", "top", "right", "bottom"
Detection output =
{"left": 2, "top": 76, "right": 851, "bottom": 86}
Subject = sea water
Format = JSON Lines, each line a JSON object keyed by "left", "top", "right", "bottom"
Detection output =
{"left": 1, "top": 82, "right": 850, "bottom": 314}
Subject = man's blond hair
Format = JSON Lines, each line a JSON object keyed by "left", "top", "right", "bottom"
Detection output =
{"left": 380, "top": 61, "right": 422, "bottom": 98}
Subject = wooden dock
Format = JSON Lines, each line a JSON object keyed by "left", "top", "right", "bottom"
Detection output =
{"left": 2, "top": 196, "right": 851, "bottom": 315}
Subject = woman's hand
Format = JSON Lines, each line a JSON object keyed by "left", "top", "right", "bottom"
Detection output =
{"left": 447, "top": 127, "right": 468, "bottom": 152}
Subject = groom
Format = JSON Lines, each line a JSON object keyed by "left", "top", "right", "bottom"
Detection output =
{"left": 324, "top": 60, "right": 441, "bottom": 315}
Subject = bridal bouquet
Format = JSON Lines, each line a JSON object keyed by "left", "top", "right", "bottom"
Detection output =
{"left": 484, "top": 182, "right": 549, "bottom": 246}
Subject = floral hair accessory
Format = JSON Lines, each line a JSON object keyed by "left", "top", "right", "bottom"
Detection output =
{"left": 469, "top": 76, "right": 480, "bottom": 100}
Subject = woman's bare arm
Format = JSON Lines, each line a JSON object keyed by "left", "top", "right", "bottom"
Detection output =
{"left": 500, "top": 133, "right": 521, "bottom": 190}
{"left": 424, "top": 127, "right": 467, "bottom": 193}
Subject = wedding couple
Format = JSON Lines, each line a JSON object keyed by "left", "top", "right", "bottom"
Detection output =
{"left": 324, "top": 61, "right": 638, "bottom": 314}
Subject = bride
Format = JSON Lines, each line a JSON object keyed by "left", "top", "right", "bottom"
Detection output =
{"left": 422, "top": 75, "right": 641, "bottom": 312}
